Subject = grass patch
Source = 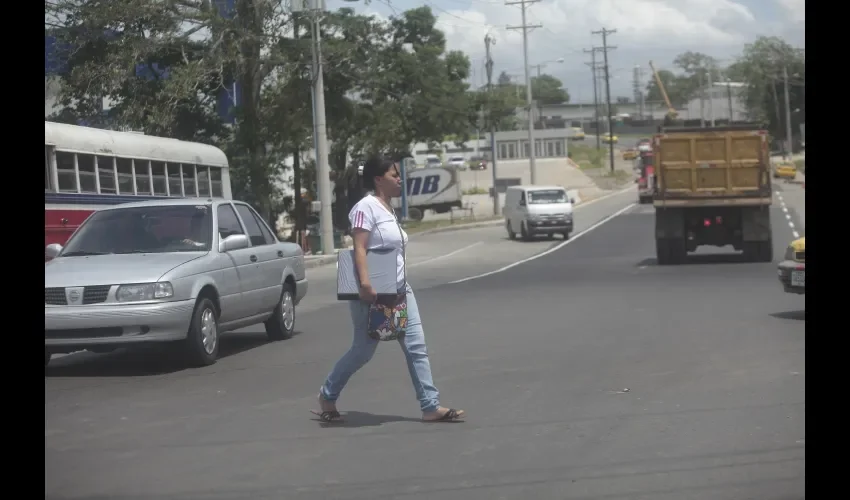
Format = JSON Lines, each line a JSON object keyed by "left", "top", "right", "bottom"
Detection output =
{"left": 463, "top": 187, "right": 489, "bottom": 195}
{"left": 570, "top": 143, "right": 608, "bottom": 170}
{"left": 794, "top": 158, "right": 805, "bottom": 173}
{"left": 603, "top": 169, "right": 631, "bottom": 182}
{"left": 401, "top": 215, "right": 501, "bottom": 235}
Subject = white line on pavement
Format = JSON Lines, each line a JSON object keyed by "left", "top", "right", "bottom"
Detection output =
{"left": 409, "top": 242, "right": 482, "bottom": 268}
{"left": 449, "top": 203, "right": 637, "bottom": 284}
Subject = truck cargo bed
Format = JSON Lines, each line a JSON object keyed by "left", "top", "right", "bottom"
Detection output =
{"left": 653, "top": 128, "right": 770, "bottom": 205}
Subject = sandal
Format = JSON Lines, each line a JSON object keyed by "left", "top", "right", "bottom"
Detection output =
{"left": 423, "top": 408, "right": 465, "bottom": 422}
{"left": 310, "top": 409, "right": 344, "bottom": 423}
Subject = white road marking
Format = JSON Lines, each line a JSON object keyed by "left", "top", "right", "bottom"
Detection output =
{"left": 776, "top": 189, "right": 802, "bottom": 239}
{"left": 785, "top": 213, "right": 792, "bottom": 220}
{"left": 409, "top": 242, "right": 482, "bottom": 268}
{"left": 449, "top": 203, "right": 637, "bottom": 284}
{"left": 793, "top": 231, "right": 800, "bottom": 238}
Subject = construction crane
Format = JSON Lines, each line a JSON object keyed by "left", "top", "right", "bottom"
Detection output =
{"left": 649, "top": 61, "right": 679, "bottom": 123}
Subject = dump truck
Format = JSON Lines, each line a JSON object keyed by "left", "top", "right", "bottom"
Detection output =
{"left": 653, "top": 124, "right": 773, "bottom": 264}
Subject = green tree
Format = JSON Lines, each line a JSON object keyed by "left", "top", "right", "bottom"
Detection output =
{"left": 644, "top": 68, "right": 689, "bottom": 108}
{"left": 530, "top": 74, "right": 569, "bottom": 105}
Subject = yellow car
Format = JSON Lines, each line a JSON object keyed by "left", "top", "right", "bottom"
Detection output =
{"left": 773, "top": 162, "right": 797, "bottom": 180}
{"left": 602, "top": 133, "right": 618, "bottom": 144}
{"left": 777, "top": 237, "right": 805, "bottom": 294}
{"left": 622, "top": 149, "right": 638, "bottom": 160}
{"left": 570, "top": 127, "right": 586, "bottom": 141}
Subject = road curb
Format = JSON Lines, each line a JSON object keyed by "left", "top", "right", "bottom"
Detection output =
{"left": 304, "top": 254, "right": 339, "bottom": 269}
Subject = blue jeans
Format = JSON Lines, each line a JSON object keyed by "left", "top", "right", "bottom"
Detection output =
{"left": 320, "top": 284, "right": 441, "bottom": 413}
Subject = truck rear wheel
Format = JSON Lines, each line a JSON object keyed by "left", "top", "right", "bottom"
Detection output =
{"left": 744, "top": 240, "right": 773, "bottom": 262}
{"left": 656, "top": 238, "right": 686, "bottom": 265}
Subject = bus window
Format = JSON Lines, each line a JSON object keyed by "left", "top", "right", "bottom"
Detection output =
{"left": 151, "top": 161, "right": 167, "bottom": 196}
{"left": 210, "top": 167, "right": 223, "bottom": 197}
{"left": 167, "top": 163, "right": 183, "bottom": 197}
{"left": 78, "top": 154, "right": 97, "bottom": 193}
{"left": 56, "top": 152, "right": 77, "bottom": 192}
{"left": 97, "top": 156, "right": 117, "bottom": 194}
{"left": 197, "top": 166, "right": 211, "bottom": 197}
{"left": 135, "top": 159, "right": 152, "bottom": 195}
{"left": 182, "top": 164, "right": 197, "bottom": 197}
{"left": 117, "top": 158, "right": 134, "bottom": 194}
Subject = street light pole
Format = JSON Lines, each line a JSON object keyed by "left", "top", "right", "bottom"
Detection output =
{"left": 293, "top": 0, "right": 334, "bottom": 255}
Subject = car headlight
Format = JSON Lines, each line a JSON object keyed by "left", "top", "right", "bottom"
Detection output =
{"left": 784, "top": 246, "right": 794, "bottom": 260}
{"left": 116, "top": 282, "right": 174, "bottom": 302}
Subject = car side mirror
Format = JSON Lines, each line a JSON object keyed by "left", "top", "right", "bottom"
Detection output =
{"left": 219, "top": 234, "right": 250, "bottom": 252}
{"left": 519, "top": 199, "right": 526, "bottom": 206}
{"left": 570, "top": 198, "right": 576, "bottom": 204}
{"left": 45, "top": 243, "right": 63, "bottom": 259}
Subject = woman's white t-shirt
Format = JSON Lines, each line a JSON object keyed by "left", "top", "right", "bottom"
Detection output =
{"left": 349, "top": 194, "right": 408, "bottom": 289}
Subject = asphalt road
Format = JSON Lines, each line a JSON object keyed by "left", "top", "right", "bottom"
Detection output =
{"left": 45, "top": 185, "right": 805, "bottom": 500}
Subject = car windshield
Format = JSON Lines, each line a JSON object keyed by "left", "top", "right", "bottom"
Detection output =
{"left": 61, "top": 204, "right": 213, "bottom": 255}
{"left": 450, "top": 157, "right": 464, "bottom": 162}
{"left": 427, "top": 158, "right": 441, "bottom": 164}
{"left": 529, "top": 189, "right": 568, "bottom": 204}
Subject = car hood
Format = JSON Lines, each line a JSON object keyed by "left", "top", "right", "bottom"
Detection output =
{"left": 45, "top": 253, "right": 206, "bottom": 288}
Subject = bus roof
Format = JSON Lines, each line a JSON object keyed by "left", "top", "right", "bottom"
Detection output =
{"left": 45, "top": 121, "right": 229, "bottom": 168}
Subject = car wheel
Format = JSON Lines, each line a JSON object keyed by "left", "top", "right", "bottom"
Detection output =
{"left": 562, "top": 231, "right": 570, "bottom": 240}
{"left": 506, "top": 221, "right": 516, "bottom": 240}
{"left": 520, "top": 221, "right": 531, "bottom": 241}
{"left": 266, "top": 283, "right": 295, "bottom": 341}
{"left": 45, "top": 350, "right": 51, "bottom": 367}
{"left": 184, "top": 297, "right": 220, "bottom": 367}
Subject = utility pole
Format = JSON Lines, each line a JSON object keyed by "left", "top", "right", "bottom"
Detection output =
{"left": 292, "top": 0, "right": 333, "bottom": 255}
{"left": 707, "top": 66, "right": 715, "bottom": 126}
{"left": 485, "top": 33, "right": 500, "bottom": 215}
{"left": 632, "top": 65, "right": 643, "bottom": 120}
{"left": 507, "top": 0, "right": 542, "bottom": 184}
{"left": 584, "top": 48, "right": 603, "bottom": 150}
{"left": 726, "top": 78, "right": 734, "bottom": 122}
{"left": 592, "top": 27, "right": 616, "bottom": 173}
{"left": 698, "top": 70, "right": 705, "bottom": 127}
{"left": 782, "top": 63, "right": 793, "bottom": 158}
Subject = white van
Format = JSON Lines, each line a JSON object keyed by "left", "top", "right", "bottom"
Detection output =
{"left": 504, "top": 185, "right": 575, "bottom": 240}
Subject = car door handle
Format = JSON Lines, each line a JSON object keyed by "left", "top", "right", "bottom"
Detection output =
{"left": 250, "top": 255, "right": 258, "bottom": 262}
{"left": 277, "top": 250, "right": 284, "bottom": 257}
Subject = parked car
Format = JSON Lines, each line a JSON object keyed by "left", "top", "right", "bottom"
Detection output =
{"left": 45, "top": 199, "right": 308, "bottom": 367}
{"left": 446, "top": 155, "right": 467, "bottom": 170}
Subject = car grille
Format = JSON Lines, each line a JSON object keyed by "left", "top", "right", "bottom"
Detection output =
{"left": 44, "top": 285, "right": 112, "bottom": 305}
{"left": 795, "top": 251, "right": 805, "bottom": 262}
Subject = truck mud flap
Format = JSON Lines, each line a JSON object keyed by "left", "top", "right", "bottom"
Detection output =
{"left": 742, "top": 207, "right": 771, "bottom": 241}
{"left": 655, "top": 207, "right": 684, "bottom": 239}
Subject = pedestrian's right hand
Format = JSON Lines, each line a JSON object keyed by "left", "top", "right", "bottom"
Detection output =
{"left": 359, "top": 283, "right": 377, "bottom": 303}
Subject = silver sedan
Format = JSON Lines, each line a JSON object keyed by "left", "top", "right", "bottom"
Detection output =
{"left": 45, "top": 199, "right": 308, "bottom": 367}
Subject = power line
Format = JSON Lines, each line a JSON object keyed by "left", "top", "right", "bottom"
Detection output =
{"left": 506, "top": 0, "right": 542, "bottom": 184}
{"left": 592, "top": 27, "right": 616, "bottom": 173}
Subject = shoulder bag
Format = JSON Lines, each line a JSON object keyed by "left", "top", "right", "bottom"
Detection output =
{"left": 367, "top": 214, "right": 408, "bottom": 341}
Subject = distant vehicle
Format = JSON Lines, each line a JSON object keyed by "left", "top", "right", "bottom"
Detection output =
{"left": 777, "top": 237, "right": 805, "bottom": 294}
{"left": 622, "top": 149, "right": 638, "bottom": 160}
{"left": 424, "top": 155, "right": 442, "bottom": 169}
{"left": 653, "top": 123, "right": 773, "bottom": 264}
{"left": 45, "top": 121, "right": 231, "bottom": 253}
{"left": 45, "top": 199, "right": 308, "bottom": 367}
{"left": 446, "top": 155, "right": 467, "bottom": 170}
{"left": 570, "top": 127, "right": 586, "bottom": 141}
{"left": 468, "top": 155, "right": 487, "bottom": 170}
{"left": 503, "top": 185, "right": 575, "bottom": 241}
{"left": 602, "top": 133, "right": 618, "bottom": 144}
{"left": 773, "top": 162, "right": 797, "bottom": 180}
{"left": 636, "top": 150, "right": 655, "bottom": 204}
{"left": 393, "top": 167, "right": 463, "bottom": 221}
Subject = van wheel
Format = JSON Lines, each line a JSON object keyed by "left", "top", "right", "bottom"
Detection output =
{"left": 266, "top": 283, "right": 295, "bottom": 341}
{"left": 520, "top": 221, "right": 532, "bottom": 241}
{"left": 45, "top": 350, "right": 51, "bottom": 367}
{"left": 184, "top": 298, "right": 219, "bottom": 367}
{"left": 562, "top": 232, "right": 570, "bottom": 240}
{"left": 506, "top": 221, "right": 516, "bottom": 240}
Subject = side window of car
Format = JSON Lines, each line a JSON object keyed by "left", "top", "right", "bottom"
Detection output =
{"left": 235, "top": 204, "right": 269, "bottom": 246}
{"left": 217, "top": 205, "right": 244, "bottom": 239}
{"left": 248, "top": 207, "right": 277, "bottom": 244}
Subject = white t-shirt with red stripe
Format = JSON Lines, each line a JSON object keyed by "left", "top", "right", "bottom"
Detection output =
{"left": 349, "top": 194, "right": 408, "bottom": 289}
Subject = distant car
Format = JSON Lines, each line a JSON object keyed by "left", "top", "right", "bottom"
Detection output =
{"left": 773, "top": 162, "right": 797, "bottom": 180}
{"left": 425, "top": 156, "right": 442, "bottom": 169}
{"left": 622, "top": 149, "right": 638, "bottom": 160}
{"left": 45, "top": 199, "right": 308, "bottom": 368}
{"left": 468, "top": 156, "right": 487, "bottom": 170}
{"left": 570, "top": 127, "right": 586, "bottom": 141}
{"left": 446, "top": 155, "right": 467, "bottom": 170}
{"left": 602, "top": 134, "right": 618, "bottom": 144}
{"left": 777, "top": 237, "right": 805, "bottom": 294}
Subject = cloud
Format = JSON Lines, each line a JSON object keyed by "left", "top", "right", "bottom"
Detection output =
{"left": 776, "top": 0, "right": 805, "bottom": 23}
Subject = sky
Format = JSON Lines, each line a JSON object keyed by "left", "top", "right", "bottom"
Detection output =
{"left": 325, "top": 0, "right": 805, "bottom": 103}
